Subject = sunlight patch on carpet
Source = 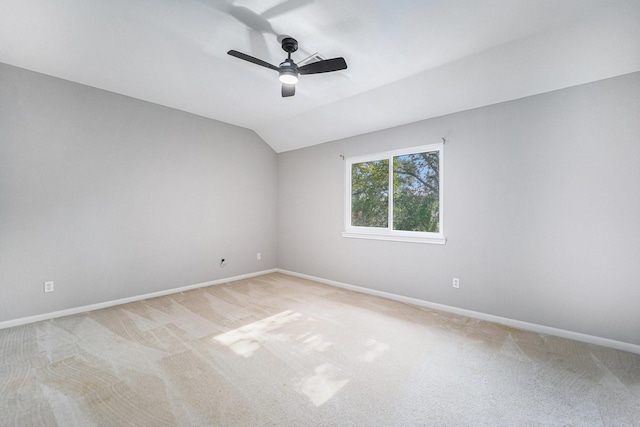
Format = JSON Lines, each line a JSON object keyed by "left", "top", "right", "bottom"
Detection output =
{"left": 358, "top": 338, "right": 389, "bottom": 362}
{"left": 213, "top": 310, "right": 303, "bottom": 358}
{"left": 298, "top": 363, "right": 350, "bottom": 407}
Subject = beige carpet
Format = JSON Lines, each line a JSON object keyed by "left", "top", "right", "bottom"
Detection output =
{"left": 1, "top": 273, "right": 639, "bottom": 426}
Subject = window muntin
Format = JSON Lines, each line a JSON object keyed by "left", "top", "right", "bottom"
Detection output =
{"left": 344, "top": 144, "right": 445, "bottom": 244}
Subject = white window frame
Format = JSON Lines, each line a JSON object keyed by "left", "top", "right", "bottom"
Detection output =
{"left": 343, "top": 143, "right": 445, "bottom": 245}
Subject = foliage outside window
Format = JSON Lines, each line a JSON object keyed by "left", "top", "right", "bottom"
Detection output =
{"left": 344, "top": 143, "right": 445, "bottom": 244}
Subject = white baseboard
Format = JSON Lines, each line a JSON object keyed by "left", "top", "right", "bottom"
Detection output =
{"left": 277, "top": 269, "right": 640, "bottom": 356}
{"left": 5, "top": 268, "right": 638, "bottom": 356}
{"left": 0, "top": 269, "right": 278, "bottom": 330}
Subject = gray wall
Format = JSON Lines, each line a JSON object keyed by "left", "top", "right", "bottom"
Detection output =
{"left": 0, "top": 63, "right": 277, "bottom": 322}
{"left": 3, "top": 61, "right": 639, "bottom": 347}
{"left": 278, "top": 72, "right": 640, "bottom": 346}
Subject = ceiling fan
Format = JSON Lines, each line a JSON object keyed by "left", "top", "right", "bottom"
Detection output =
{"left": 227, "top": 37, "right": 347, "bottom": 97}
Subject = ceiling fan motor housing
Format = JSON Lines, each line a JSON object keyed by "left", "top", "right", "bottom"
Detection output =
{"left": 279, "top": 59, "right": 299, "bottom": 84}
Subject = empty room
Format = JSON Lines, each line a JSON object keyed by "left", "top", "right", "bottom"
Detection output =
{"left": 1, "top": 0, "right": 639, "bottom": 425}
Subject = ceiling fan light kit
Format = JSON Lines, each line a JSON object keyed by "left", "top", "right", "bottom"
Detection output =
{"left": 278, "top": 60, "right": 299, "bottom": 84}
{"left": 228, "top": 37, "right": 347, "bottom": 97}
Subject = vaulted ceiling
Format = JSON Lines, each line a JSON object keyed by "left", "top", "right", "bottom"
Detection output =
{"left": 1, "top": 0, "right": 639, "bottom": 152}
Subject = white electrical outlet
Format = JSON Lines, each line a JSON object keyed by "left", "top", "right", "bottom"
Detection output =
{"left": 44, "top": 281, "right": 54, "bottom": 293}
{"left": 452, "top": 278, "right": 460, "bottom": 289}
{"left": 257, "top": 253, "right": 261, "bottom": 260}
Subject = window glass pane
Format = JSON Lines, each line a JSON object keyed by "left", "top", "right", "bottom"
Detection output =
{"left": 351, "top": 159, "right": 389, "bottom": 227}
{"left": 393, "top": 152, "right": 439, "bottom": 232}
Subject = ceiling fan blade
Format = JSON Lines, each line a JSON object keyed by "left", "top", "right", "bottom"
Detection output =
{"left": 261, "top": 0, "right": 314, "bottom": 19}
{"left": 227, "top": 50, "right": 279, "bottom": 71}
{"left": 298, "top": 57, "right": 347, "bottom": 75}
{"left": 282, "top": 84, "right": 295, "bottom": 97}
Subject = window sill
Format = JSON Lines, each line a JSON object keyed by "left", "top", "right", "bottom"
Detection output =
{"left": 341, "top": 231, "right": 446, "bottom": 245}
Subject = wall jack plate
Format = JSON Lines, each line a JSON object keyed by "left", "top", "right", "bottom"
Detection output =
{"left": 452, "top": 278, "right": 460, "bottom": 289}
{"left": 44, "top": 281, "right": 54, "bottom": 293}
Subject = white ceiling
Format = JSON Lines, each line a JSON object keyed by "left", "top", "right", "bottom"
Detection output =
{"left": 1, "top": 0, "right": 639, "bottom": 152}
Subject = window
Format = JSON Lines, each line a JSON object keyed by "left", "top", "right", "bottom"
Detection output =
{"left": 343, "top": 143, "right": 445, "bottom": 244}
